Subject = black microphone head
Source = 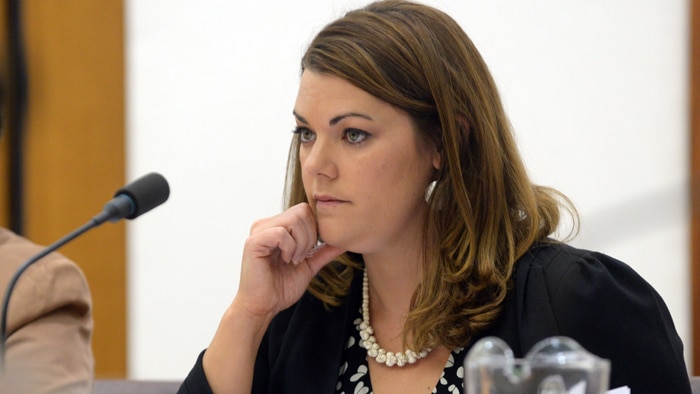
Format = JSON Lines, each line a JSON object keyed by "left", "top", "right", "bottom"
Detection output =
{"left": 114, "top": 172, "right": 170, "bottom": 219}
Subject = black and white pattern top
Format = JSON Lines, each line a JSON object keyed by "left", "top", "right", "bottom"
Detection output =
{"left": 335, "top": 308, "right": 466, "bottom": 394}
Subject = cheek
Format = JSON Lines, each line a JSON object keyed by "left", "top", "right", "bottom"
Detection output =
{"left": 357, "top": 163, "right": 422, "bottom": 214}
{"left": 377, "top": 153, "right": 431, "bottom": 194}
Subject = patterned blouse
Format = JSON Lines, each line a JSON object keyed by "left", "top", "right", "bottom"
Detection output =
{"left": 335, "top": 308, "right": 466, "bottom": 394}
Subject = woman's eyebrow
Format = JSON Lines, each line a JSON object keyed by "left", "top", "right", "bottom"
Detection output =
{"left": 293, "top": 110, "right": 373, "bottom": 126}
{"left": 292, "top": 110, "right": 308, "bottom": 124}
{"left": 329, "top": 112, "right": 373, "bottom": 126}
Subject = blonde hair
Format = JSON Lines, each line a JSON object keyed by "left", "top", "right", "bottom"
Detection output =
{"left": 285, "top": 0, "right": 578, "bottom": 351}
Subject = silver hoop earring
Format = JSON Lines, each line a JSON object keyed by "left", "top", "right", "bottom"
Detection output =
{"left": 424, "top": 180, "right": 437, "bottom": 202}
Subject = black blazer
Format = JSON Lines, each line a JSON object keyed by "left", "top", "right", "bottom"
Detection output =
{"left": 178, "top": 242, "right": 691, "bottom": 394}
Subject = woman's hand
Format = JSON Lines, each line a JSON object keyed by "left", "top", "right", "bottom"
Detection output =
{"left": 202, "top": 203, "right": 344, "bottom": 394}
{"left": 234, "top": 202, "right": 345, "bottom": 320}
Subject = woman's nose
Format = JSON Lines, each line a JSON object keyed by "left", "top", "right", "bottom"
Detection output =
{"left": 301, "top": 137, "right": 338, "bottom": 179}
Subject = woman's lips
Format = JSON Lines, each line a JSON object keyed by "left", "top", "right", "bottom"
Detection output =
{"left": 314, "top": 195, "right": 347, "bottom": 208}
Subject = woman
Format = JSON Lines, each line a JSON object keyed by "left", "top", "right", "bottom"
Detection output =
{"left": 178, "top": 1, "right": 690, "bottom": 393}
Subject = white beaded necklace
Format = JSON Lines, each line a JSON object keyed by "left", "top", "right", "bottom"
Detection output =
{"left": 357, "top": 269, "right": 432, "bottom": 367}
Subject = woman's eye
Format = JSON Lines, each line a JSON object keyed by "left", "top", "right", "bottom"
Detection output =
{"left": 344, "top": 129, "right": 369, "bottom": 144}
{"left": 293, "top": 127, "right": 315, "bottom": 143}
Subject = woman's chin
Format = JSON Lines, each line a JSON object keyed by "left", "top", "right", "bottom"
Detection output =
{"left": 317, "top": 232, "right": 352, "bottom": 253}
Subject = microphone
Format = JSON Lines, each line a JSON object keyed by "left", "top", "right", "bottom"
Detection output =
{"left": 97, "top": 172, "right": 170, "bottom": 223}
{"left": 0, "top": 172, "right": 170, "bottom": 371}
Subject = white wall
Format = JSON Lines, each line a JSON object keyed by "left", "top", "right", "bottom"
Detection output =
{"left": 125, "top": 0, "right": 690, "bottom": 379}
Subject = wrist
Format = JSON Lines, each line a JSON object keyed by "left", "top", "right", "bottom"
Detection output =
{"left": 227, "top": 296, "right": 278, "bottom": 327}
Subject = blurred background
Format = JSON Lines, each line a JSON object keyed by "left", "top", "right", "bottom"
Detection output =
{"left": 0, "top": 0, "right": 697, "bottom": 381}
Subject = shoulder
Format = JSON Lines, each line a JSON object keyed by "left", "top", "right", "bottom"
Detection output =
{"left": 512, "top": 242, "right": 690, "bottom": 392}
{"left": 0, "top": 228, "right": 92, "bottom": 333}
{"left": 513, "top": 241, "right": 664, "bottom": 326}
{"left": 0, "top": 228, "right": 94, "bottom": 392}
{"left": 517, "top": 241, "right": 630, "bottom": 274}
{"left": 514, "top": 241, "right": 648, "bottom": 298}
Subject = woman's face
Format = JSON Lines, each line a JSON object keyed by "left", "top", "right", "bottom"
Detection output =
{"left": 293, "top": 71, "right": 440, "bottom": 255}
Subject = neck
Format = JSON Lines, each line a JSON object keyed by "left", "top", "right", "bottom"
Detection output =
{"left": 358, "top": 267, "right": 434, "bottom": 367}
{"left": 362, "top": 248, "right": 423, "bottom": 325}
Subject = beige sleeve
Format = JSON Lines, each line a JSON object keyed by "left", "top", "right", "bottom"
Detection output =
{"left": 0, "top": 240, "right": 94, "bottom": 394}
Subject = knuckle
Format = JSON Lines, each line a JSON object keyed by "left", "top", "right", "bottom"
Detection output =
{"left": 249, "top": 217, "right": 269, "bottom": 234}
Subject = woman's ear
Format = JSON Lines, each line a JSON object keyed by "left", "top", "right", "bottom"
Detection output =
{"left": 432, "top": 148, "right": 442, "bottom": 171}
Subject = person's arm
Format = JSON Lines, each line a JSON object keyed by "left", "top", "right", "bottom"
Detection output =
{"left": 180, "top": 203, "right": 344, "bottom": 394}
{"left": 199, "top": 299, "right": 276, "bottom": 394}
{"left": 2, "top": 253, "right": 93, "bottom": 394}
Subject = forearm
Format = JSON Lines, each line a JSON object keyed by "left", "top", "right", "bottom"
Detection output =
{"left": 202, "top": 299, "right": 274, "bottom": 394}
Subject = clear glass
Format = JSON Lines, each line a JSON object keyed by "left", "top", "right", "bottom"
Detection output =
{"left": 464, "top": 336, "right": 610, "bottom": 394}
